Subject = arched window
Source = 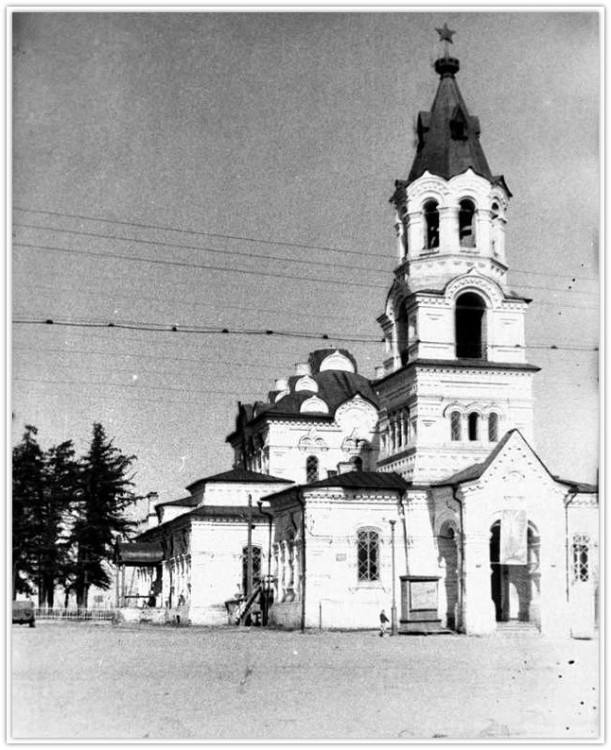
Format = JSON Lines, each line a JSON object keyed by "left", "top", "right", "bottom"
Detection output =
{"left": 468, "top": 412, "right": 479, "bottom": 441}
{"left": 451, "top": 411, "right": 462, "bottom": 441}
{"left": 402, "top": 408, "right": 410, "bottom": 445}
{"left": 455, "top": 292, "right": 486, "bottom": 359}
{"left": 306, "top": 455, "right": 319, "bottom": 483}
{"left": 357, "top": 529, "right": 380, "bottom": 582}
{"left": 459, "top": 199, "right": 476, "bottom": 247}
{"left": 488, "top": 413, "right": 499, "bottom": 442}
{"left": 423, "top": 200, "right": 440, "bottom": 250}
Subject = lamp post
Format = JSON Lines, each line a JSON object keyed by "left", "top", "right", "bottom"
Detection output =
{"left": 389, "top": 519, "right": 397, "bottom": 636}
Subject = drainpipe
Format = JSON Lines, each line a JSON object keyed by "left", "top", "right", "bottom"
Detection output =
{"left": 257, "top": 500, "right": 274, "bottom": 626}
{"left": 295, "top": 490, "right": 306, "bottom": 633}
{"left": 564, "top": 487, "right": 578, "bottom": 602}
{"left": 451, "top": 485, "right": 465, "bottom": 633}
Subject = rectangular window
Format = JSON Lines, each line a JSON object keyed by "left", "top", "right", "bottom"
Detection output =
{"left": 572, "top": 534, "right": 590, "bottom": 582}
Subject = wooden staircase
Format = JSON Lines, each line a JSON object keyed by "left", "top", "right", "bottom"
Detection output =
{"left": 233, "top": 582, "right": 263, "bottom": 625}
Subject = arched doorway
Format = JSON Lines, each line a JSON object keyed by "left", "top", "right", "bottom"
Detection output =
{"left": 490, "top": 520, "right": 540, "bottom": 625}
{"left": 438, "top": 522, "right": 460, "bottom": 630}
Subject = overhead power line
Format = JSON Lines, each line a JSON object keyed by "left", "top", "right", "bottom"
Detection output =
{"left": 11, "top": 317, "right": 600, "bottom": 352}
{"left": 14, "top": 241, "right": 389, "bottom": 291}
{"left": 13, "top": 239, "right": 599, "bottom": 298}
{"left": 13, "top": 221, "right": 391, "bottom": 276}
{"left": 14, "top": 205, "right": 598, "bottom": 283}
{"left": 13, "top": 206, "right": 378, "bottom": 259}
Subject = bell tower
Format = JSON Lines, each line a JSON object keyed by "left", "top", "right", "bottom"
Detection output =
{"left": 375, "top": 26, "right": 539, "bottom": 483}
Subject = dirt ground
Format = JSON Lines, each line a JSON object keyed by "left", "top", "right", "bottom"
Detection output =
{"left": 10, "top": 621, "right": 600, "bottom": 741}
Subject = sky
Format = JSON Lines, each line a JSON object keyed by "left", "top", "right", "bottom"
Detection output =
{"left": 10, "top": 10, "right": 601, "bottom": 504}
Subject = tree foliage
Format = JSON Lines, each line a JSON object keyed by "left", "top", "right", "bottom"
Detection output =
{"left": 12, "top": 423, "right": 137, "bottom": 607}
{"left": 71, "top": 423, "right": 137, "bottom": 608}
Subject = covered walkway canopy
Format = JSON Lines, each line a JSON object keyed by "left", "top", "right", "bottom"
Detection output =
{"left": 115, "top": 541, "right": 164, "bottom": 567}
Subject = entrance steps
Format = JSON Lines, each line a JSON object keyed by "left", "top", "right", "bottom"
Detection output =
{"left": 495, "top": 620, "right": 539, "bottom": 635}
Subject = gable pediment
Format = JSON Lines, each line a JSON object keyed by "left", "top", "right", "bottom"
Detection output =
{"left": 469, "top": 430, "right": 558, "bottom": 494}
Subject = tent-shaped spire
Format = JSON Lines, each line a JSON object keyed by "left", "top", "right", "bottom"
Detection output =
{"left": 404, "top": 48, "right": 508, "bottom": 192}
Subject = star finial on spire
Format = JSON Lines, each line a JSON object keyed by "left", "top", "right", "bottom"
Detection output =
{"left": 435, "top": 22, "right": 456, "bottom": 44}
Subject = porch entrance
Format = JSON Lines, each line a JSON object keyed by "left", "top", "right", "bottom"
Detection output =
{"left": 490, "top": 520, "right": 540, "bottom": 625}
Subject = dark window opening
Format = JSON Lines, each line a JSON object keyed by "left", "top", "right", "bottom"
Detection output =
{"left": 459, "top": 200, "right": 476, "bottom": 247}
{"left": 424, "top": 200, "right": 440, "bottom": 249}
{"left": 353, "top": 456, "right": 363, "bottom": 472}
{"left": 468, "top": 412, "right": 479, "bottom": 441}
{"left": 488, "top": 413, "right": 499, "bottom": 442}
{"left": 455, "top": 292, "right": 486, "bottom": 359}
{"left": 397, "top": 303, "right": 409, "bottom": 365}
{"left": 451, "top": 411, "right": 462, "bottom": 441}
{"left": 306, "top": 455, "right": 319, "bottom": 483}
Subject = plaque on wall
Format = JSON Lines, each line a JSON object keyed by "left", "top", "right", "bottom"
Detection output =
{"left": 410, "top": 580, "right": 438, "bottom": 611}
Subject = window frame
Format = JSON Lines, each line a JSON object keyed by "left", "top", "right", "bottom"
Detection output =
{"left": 356, "top": 528, "right": 381, "bottom": 584}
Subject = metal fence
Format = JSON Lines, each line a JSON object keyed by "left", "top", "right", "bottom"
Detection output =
{"left": 34, "top": 607, "right": 118, "bottom": 621}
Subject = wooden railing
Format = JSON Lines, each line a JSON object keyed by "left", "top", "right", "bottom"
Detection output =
{"left": 35, "top": 607, "right": 117, "bottom": 621}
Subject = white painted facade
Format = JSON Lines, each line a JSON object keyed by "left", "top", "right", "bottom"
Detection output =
{"left": 122, "top": 42, "right": 598, "bottom": 639}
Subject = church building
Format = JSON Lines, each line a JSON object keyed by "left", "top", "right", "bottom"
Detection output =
{"left": 120, "top": 28, "right": 598, "bottom": 638}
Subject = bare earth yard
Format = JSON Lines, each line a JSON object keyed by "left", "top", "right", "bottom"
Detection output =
{"left": 11, "top": 621, "right": 600, "bottom": 741}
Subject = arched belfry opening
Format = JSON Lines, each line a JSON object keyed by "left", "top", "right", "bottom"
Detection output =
{"left": 490, "top": 520, "right": 540, "bottom": 627}
{"left": 459, "top": 199, "right": 476, "bottom": 247}
{"left": 423, "top": 200, "right": 440, "bottom": 249}
{"left": 455, "top": 292, "right": 486, "bottom": 359}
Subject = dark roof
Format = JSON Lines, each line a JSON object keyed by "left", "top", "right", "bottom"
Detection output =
{"left": 247, "top": 370, "right": 379, "bottom": 421}
{"left": 189, "top": 505, "right": 268, "bottom": 522}
{"left": 553, "top": 477, "right": 598, "bottom": 494}
{"left": 185, "top": 468, "right": 292, "bottom": 493}
{"left": 158, "top": 495, "right": 199, "bottom": 508}
{"left": 308, "top": 470, "right": 409, "bottom": 491}
{"left": 403, "top": 55, "right": 509, "bottom": 194}
{"left": 115, "top": 541, "right": 164, "bottom": 566}
{"left": 265, "top": 471, "right": 409, "bottom": 501}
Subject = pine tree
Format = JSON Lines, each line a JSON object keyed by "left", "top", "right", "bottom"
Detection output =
{"left": 72, "top": 423, "right": 137, "bottom": 608}
{"left": 12, "top": 426, "right": 45, "bottom": 598}
{"left": 38, "top": 440, "right": 79, "bottom": 607}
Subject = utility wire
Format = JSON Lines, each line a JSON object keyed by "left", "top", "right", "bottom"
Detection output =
{"left": 12, "top": 274, "right": 599, "bottom": 312}
{"left": 13, "top": 220, "right": 600, "bottom": 288}
{"left": 12, "top": 281, "right": 365, "bottom": 324}
{"left": 14, "top": 241, "right": 388, "bottom": 291}
{"left": 13, "top": 206, "right": 377, "bottom": 259}
{"left": 13, "top": 206, "right": 598, "bottom": 282}
{"left": 13, "top": 221, "right": 391, "bottom": 276}
{"left": 14, "top": 239, "right": 598, "bottom": 297}
{"left": 11, "top": 317, "right": 600, "bottom": 351}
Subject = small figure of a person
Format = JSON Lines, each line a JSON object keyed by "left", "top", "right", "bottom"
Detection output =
{"left": 379, "top": 609, "right": 389, "bottom": 637}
